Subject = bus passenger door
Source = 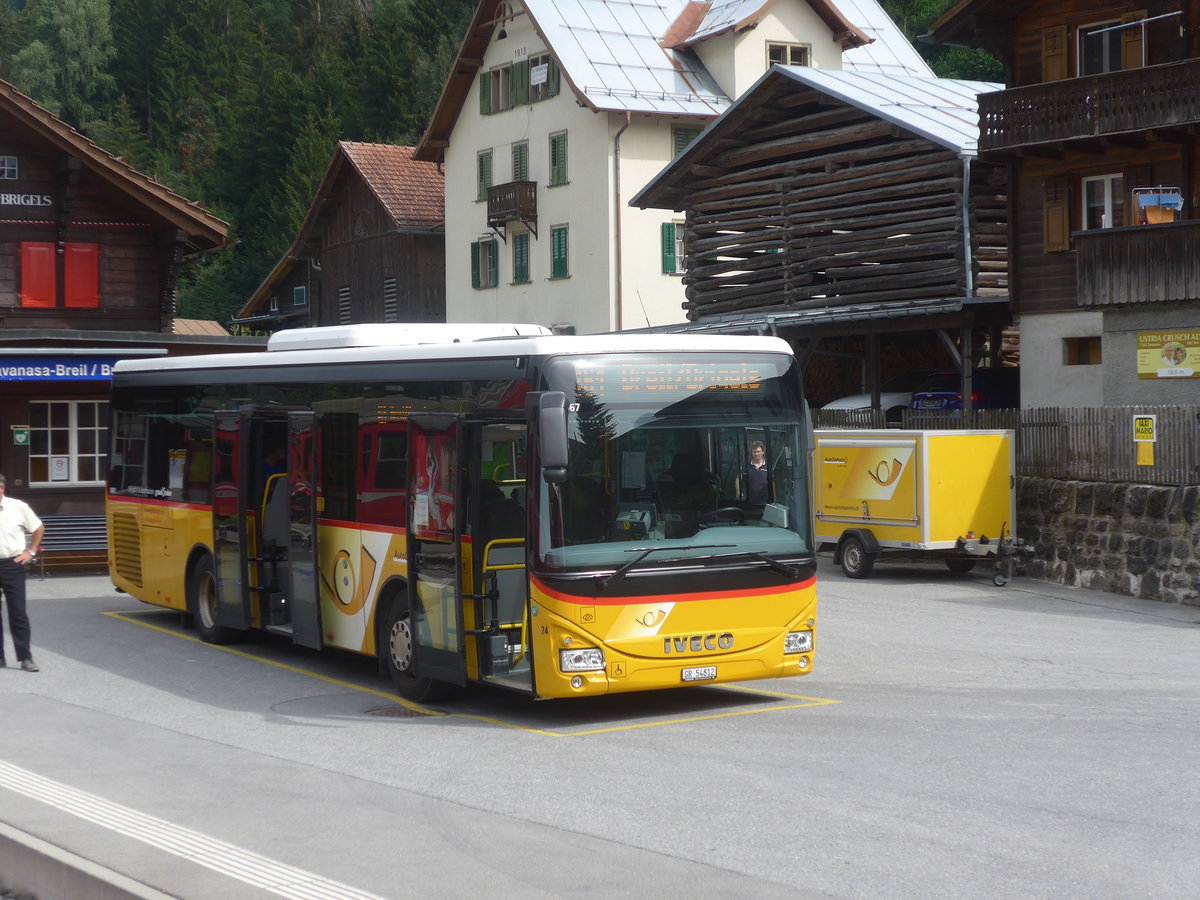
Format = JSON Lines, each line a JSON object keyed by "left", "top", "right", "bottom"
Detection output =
{"left": 406, "top": 415, "right": 467, "bottom": 688}
{"left": 287, "top": 411, "right": 322, "bottom": 649}
{"left": 212, "top": 411, "right": 251, "bottom": 630}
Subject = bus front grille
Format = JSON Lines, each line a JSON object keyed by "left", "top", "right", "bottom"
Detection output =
{"left": 112, "top": 513, "right": 143, "bottom": 587}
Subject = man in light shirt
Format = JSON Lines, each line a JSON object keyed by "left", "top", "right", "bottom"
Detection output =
{"left": 0, "top": 473, "right": 44, "bottom": 672}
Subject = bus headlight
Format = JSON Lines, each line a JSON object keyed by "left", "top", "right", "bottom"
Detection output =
{"left": 785, "top": 630, "right": 813, "bottom": 654}
{"left": 560, "top": 647, "right": 605, "bottom": 672}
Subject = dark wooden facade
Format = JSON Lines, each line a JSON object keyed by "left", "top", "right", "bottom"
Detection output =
{"left": 930, "top": 0, "right": 1200, "bottom": 315}
{"left": 237, "top": 142, "right": 445, "bottom": 333}
{"left": 0, "top": 79, "right": 252, "bottom": 558}
{"left": 634, "top": 68, "right": 1009, "bottom": 320}
{"left": 631, "top": 67, "right": 1013, "bottom": 407}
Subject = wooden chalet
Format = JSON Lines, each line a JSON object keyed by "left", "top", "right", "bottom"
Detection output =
{"left": 236, "top": 142, "right": 445, "bottom": 333}
{"left": 1, "top": 77, "right": 257, "bottom": 569}
{"left": 928, "top": 0, "right": 1200, "bottom": 408}
{"left": 630, "top": 65, "right": 1012, "bottom": 406}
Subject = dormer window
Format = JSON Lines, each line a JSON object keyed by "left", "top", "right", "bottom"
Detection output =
{"left": 767, "top": 42, "right": 809, "bottom": 68}
{"left": 0, "top": 156, "right": 16, "bottom": 179}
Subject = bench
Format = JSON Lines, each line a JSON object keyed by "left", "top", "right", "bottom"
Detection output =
{"left": 33, "top": 515, "right": 109, "bottom": 578}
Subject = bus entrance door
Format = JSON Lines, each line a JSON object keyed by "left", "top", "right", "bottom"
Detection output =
{"left": 406, "top": 415, "right": 468, "bottom": 688}
{"left": 286, "top": 411, "right": 322, "bottom": 649}
{"left": 212, "top": 411, "right": 251, "bottom": 631}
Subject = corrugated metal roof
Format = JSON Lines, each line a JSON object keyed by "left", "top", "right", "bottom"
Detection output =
{"left": 838, "top": 0, "right": 935, "bottom": 77}
{"left": 527, "top": 0, "right": 728, "bottom": 116}
{"left": 772, "top": 67, "right": 1001, "bottom": 153}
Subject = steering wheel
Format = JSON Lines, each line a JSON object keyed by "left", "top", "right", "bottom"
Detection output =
{"left": 699, "top": 507, "right": 746, "bottom": 527}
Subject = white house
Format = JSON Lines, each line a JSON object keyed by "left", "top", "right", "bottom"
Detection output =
{"left": 415, "top": 0, "right": 931, "bottom": 334}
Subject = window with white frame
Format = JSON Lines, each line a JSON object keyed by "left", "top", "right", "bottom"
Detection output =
{"left": 28, "top": 400, "right": 109, "bottom": 485}
{"left": 269, "top": 295, "right": 279, "bottom": 312}
{"left": 1078, "top": 21, "right": 1123, "bottom": 75}
{"left": 0, "top": 156, "right": 17, "bottom": 179}
{"left": 472, "top": 238, "right": 498, "bottom": 288}
{"left": 767, "top": 42, "right": 810, "bottom": 68}
{"left": 1082, "top": 174, "right": 1124, "bottom": 229}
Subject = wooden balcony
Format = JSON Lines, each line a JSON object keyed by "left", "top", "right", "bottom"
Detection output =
{"left": 487, "top": 181, "right": 537, "bottom": 233}
{"left": 1074, "top": 219, "right": 1200, "bottom": 307}
{"left": 979, "top": 59, "right": 1200, "bottom": 153}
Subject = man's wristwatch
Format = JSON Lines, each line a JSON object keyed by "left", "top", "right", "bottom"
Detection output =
{"left": 28, "top": 549, "right": 36, "bottom": 557}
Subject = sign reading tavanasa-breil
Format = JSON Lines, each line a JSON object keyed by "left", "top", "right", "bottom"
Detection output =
{"left": 1137, "top": 330, "right": 1199, "bottom": 378}
{"left": 0, "top": 357, "right": 116, "bottom": 380}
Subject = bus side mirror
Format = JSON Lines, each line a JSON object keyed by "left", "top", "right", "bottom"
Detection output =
{"left": 538, "top": 391, "right": 568, "bottom": 484}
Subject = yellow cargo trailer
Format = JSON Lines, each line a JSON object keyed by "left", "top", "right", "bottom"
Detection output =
{"left": 812, "top": 429, "right": 1023, "bottom": 584}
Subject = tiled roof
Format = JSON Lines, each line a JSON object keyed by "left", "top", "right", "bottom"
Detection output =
{"left": 339, "top": 142, "right": 444, "bottom": 229}
{"left": 174, "top": 318, "right": 231, "bottom": 336}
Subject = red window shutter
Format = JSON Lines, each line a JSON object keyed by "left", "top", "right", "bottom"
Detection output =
{"left": 64, "top": 242, "right": 100, "bottom": 308}
{"left": 20, "top": 242, "right": 56, "bottom": 307}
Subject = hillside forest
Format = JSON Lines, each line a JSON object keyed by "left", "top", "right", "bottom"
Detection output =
{"left": 0, "top": 0, "right": 999, "bottom": 326}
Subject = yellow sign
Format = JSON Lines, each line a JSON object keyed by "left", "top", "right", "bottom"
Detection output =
{"left": 1132, "top": 415, "right": 1156, "bottom": 442}
{"left": 1136, "top": 330, "right": 1199, "bottom": 378}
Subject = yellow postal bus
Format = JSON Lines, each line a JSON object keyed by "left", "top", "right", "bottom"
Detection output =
{"left": 106, "top": 325, "right": 817, "bottom": 701}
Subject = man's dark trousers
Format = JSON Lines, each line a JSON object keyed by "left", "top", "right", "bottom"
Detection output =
{"left": 0, "top": 558, "right": 32, "bottom": 663}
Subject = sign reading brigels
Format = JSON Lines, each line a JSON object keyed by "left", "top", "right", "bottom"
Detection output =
{"left": 0, "top": 192, "right": 53, "bottom": 207}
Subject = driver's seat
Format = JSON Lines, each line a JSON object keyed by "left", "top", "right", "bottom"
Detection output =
{"left": 656, "top": 452, "right": 719, "bottom": 538}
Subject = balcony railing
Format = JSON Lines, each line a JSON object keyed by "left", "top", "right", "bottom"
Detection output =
{"left": 1074, "top": 219, "right": 1200, "bottom": 307}
{"left": 979, "top": 59, "right": 1200, "bottom": 152}
{"left": 487, "top": 180, "right": 537, "bottom": 231}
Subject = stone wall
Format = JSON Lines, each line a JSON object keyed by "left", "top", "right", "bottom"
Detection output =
{"left": 1016, "top": 477, "right": 1200, "bottom": 607}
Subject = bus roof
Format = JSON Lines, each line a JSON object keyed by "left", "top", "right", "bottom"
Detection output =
{"left": 113, "top": 329, "right": 795, "bottom": 375}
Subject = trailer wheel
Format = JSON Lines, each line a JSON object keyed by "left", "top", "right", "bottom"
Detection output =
{"left": 993, "top": 572, "right": 1008, "bottom": 587}
{"left": 839, "top": 536, "right": 875, "bottom": 579}
{"left": 384, "top": 592, "right": 457, "bottom": 704}
{"left": 945, "top": 558, "right": 977, "bottom": 574}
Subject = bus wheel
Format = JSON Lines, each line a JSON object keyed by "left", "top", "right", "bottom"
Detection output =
{"left": 839, "top": 536, "right": 875, "bottom": 579}
{"left": 188, "top": 555, "right": 237, "bottom": 645}
{"left": 384, "top": 594, "right": 456, "bottom": 703}
{"left": 945, "top": 558, "right": 977, "bottom": 574}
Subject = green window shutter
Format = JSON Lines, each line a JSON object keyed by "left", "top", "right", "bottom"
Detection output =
{"left": 477, "top": 150, "right": 492, "bottom": 201}
{"left": 661, "top": 222, "right": 676, "bottom": 274}
{"left": 551, "top": 226, "right": 569, "bottom": 278}
{"left": 479, "top": 72, "right": 492, "bottom": 115}
{"left": 512, "top": 142, "right": 528, "bottom": 181}
{"left": 513, "top": 60, "right": 529, "bottom": 105}
{"left": 548, "top": 58, "right": 560, "bottom": 96}
{"left": 550, "top": 132, "right": 567, "bottom": 185}
{"left": 513, "top": 233, "right": 529, "bottom": 283}
{"left": 672, "top": 126, "right": 702, "bottom": 157}
{"left": 471, "top": 241, "right": 481, "bottom": 288}
{"left": 488, "top": 241, "right": 498, "bottom": 285}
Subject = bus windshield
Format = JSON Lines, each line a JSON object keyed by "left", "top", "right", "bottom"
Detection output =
{"left": 537, "top": 352, "right": 811, "bottom": 571}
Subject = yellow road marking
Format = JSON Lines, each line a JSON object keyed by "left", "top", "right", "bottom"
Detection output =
{"left": 106, "top": 609, "right": 838, "bottom": 736}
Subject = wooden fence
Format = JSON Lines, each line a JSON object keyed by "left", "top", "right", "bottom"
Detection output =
{"left": 814, "top": 405, "right": 1200, "bottom": 487}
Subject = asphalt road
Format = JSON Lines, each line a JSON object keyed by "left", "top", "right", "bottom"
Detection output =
{"left": 2, "top": 559, "right": 1198, "bottom": 899}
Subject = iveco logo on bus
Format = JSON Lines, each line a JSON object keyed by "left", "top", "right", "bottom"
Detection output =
{"left": 663, "top": 633, "right": 734, "bottom": 654}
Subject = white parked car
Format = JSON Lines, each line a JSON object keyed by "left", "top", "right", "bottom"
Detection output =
{"left": 821, "top": 371, "right": 932, "bottom": 423}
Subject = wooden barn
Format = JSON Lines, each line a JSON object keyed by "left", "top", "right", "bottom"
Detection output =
{"left": 236, "top": 142, "right": 445, "bottom": 333}
{"left": 631, "top": 66, "right": 1014, "bottom": 407}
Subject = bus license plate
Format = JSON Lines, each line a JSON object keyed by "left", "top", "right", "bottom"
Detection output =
{"left": 681, "top": 665, "right": 717, "bottom": 682}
